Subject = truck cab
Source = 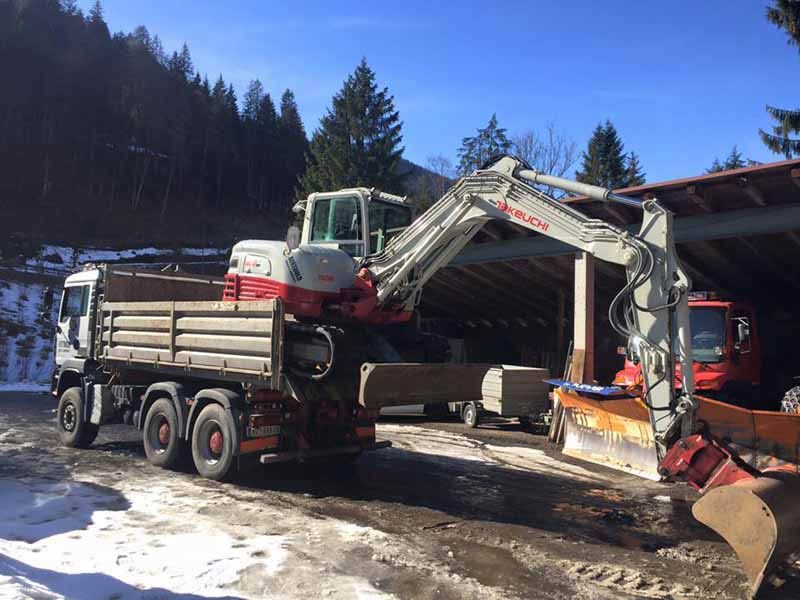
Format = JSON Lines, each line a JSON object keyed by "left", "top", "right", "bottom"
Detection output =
{"left": 614, "top": 292, "right": 761, "bottom": 407}
{"left": 52, "top": 268, "right": 102, "bottom": 391}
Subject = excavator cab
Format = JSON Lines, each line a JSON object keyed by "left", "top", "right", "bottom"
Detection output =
{"left": 295, "top": 188, "right": 413, "bottom": 259}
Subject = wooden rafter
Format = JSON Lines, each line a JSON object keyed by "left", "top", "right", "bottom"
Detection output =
{"left": 686, "top": 185, "right": 713, "bottom": 212}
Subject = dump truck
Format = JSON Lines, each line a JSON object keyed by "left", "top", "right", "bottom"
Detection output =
{"left": 50, "top": 155, "right": 800, "bottom": 596}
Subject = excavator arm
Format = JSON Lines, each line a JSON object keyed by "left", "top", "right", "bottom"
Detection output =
{"left": 362, "top": 155, "right": 800, "bottom": 596}
{"left": 364, "top": 155, "right": 695, "bottom": 455}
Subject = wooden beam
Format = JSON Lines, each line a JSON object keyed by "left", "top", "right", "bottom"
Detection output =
{"left": 686, "top": 184, "right": 713, "bottom": 212}
{"left": 736, "top": 237, "right": 800, "bottom": 292}
{"left": 452, "top": 203, "right": 800, "bottom": 265}
{"left": 448, "top": 265, "right": 559, "bottom": 319}
{"left": 571, "top": 253, "right": 595, "bottom": 384}
{"left": 786, "top": 231, "right": 800, "bottom": 249}
{"left": 791, "top": 168, "right": 800, "bottom": 190}
{"left": 739, "top": 177, "right": 767, "bottom": 206}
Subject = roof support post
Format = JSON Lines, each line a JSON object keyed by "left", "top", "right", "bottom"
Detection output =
{"left": 571, "top": 252, "right": 595, "bottom": 384}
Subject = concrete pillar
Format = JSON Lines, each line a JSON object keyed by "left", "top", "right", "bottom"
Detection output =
{"left": 571, "top": 252, "right": 595, "bottom": 383}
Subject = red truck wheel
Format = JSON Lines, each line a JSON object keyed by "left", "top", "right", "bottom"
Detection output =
{"left": 143, "top": 398, "right": 183, "bottom": 469}
{"left": 191, "top": 404, "right": 234, "bottom": 480}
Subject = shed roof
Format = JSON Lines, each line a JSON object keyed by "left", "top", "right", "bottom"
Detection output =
{"left": 421, "top": 158, "right": 800, "bottom": 327}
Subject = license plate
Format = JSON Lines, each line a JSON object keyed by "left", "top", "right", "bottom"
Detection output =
{"left": 247, "top": 425, "right": 281, "bottom": 438}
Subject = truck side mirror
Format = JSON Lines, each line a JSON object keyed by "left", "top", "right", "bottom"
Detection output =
{"left": 735, "top": 319, "right": 752, "bottom": 354}
{"left": 737, "top": 322, "right": 750, "bottom": 342}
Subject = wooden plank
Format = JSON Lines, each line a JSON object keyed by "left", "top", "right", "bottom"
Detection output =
{"left": 173, "top": 351, "right": 271, "bottom": 373}
{"left": 102, "top": 300, "right": 275, "bottom": 315}
{"left": 103, "top": 330, "right": 171, "bottom": 347}
{"left": 175, "top": 333, "right": 272, "bottom": 355}
{"left": 105, "top": 345, "right": 172, "bottom": 362}
{"left": 359, "top": 363, "right": 492, "bottom": 408}
{"left": 175, "top": 316, "right": 272, "bottom": 334}
{"left": 103, "top": 315, "right": 170, "bottom": 330}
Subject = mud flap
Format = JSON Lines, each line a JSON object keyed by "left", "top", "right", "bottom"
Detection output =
{"left": 692, "top": 471, "right": 800, "bottom": 598}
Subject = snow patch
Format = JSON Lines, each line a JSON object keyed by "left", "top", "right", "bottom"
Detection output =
{"left": 485, "top": 445, "right": 611, "bottom": 483}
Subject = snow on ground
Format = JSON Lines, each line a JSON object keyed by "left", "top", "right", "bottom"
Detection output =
{"left": 0, "top": 420, "right": 504, "bottom": 600}
{"left": 0, "top": 279, "right": 54, "bottom": 388}
{"left": 21, "top": 245, "right": 228, "bottom": 275}
{"left": 377, "top": 423, "right": 612, "bottom": 483}
{"left": 0, "top": 470, "right": 495, "bottom": 600}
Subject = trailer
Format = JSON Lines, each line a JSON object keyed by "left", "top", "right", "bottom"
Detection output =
{"left": 50, "top": 266, "right": 385, "bottom": 480}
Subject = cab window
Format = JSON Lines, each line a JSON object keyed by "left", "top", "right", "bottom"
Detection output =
{"left": 60, "top": 285, "right": 90, "bottom": 319}
{"left": 310, "top": 196, "right": 362, "bottom": 242}
{"left": 368, "top": 200, "right": 412, "bottom": 254}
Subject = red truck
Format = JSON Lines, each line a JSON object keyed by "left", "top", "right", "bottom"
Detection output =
{"left": 613, "top": 292, "right": 763, "bottom": 408}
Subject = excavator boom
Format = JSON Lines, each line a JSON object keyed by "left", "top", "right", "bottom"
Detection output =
{"left": 361, "top": 155, "right": 800, "bottom": 596}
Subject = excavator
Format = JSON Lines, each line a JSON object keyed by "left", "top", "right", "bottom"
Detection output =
{"left": 223, "top": 155, "right": 800, "bottom": 597}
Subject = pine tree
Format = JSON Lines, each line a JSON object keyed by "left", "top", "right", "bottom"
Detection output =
{"left": 278, "top": 89, "right": 308, "bottom": 206}
{"left": 624, "top": 152, "right": 645, "bottom": 187}
{"left": 760, "top": 1, "right": 800, "bottom": 157}
{"left": 168, "top": 43, "right": 193, "bottom": 80}
{"left": 456, "top": 114, "right": 511, "bottom": 176}
{"left": 575, "top": 120, "right": 628, "bottom": 189}
{"left": 300, "top": 59, "right": 404, "bottom": 196}
{"left": 707, "top": 146, "right": 747, "bottom": 173}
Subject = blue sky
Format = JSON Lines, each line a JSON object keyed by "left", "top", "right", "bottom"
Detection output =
{"left": 80, "top": 1, "right": 800, "bottom": 183}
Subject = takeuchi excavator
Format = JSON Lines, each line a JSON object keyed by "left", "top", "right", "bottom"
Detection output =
{"left": 223, "top": 155, "right": 800, "bottom": 597}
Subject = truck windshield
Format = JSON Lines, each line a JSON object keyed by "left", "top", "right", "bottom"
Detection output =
{"left": 688, "top": 307, "right": 726, "bottom": 363}
{"left": 310, "top": 196, "right": 362, "bottom": 242}
{"left": 368, "top": 200, "right": 412, "bottom": 254}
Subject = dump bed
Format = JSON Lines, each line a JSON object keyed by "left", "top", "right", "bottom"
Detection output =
{"left": 96, "top": 268, "right": 284, "bottom": 389}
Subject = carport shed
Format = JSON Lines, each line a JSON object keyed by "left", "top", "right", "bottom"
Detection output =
{"left": 420, "top": 158, "right": 800, "bottom": 404}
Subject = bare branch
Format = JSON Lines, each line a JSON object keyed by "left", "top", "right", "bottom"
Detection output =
{"left": 511, "top": 124, "right": 578, "bottom": 198}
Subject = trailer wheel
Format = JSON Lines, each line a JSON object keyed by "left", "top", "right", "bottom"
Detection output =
{"left": 143, "top": 398, "right": 184, "bottom": 469}
{"left": 191, "top": 404, "right": 235, "bottom": 481}
{"left": 462, "top": 402, "right": 479, "bottom": 428}
{"left": 57, "top": 387, "right": 98, "bottom": 448}
{"left": 518, "top": 416, "right": 532, "bottom": 429}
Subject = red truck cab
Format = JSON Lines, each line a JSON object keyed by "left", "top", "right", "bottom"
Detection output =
{"left": 614, "top": 292, "right": 761, "bottom": 407}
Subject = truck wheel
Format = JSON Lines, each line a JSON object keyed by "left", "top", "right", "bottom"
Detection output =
{"left": 462, "top": 403, "right": 479, "bottom": 428}
{"left": 519, "top": 416, "right": 532, "bottom": 429}
{"left": 143, "top": 398, "right": 183, "bottom": 469}
{"left": 57, "top": 387, "right": 99, "bottom": 448}
{"left": 191, "top": 404, "right": 235, "bottom": 481}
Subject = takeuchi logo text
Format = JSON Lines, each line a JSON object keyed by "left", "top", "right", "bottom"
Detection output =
{"left": 494, "top": 199, "right": 549, "bottom": 232}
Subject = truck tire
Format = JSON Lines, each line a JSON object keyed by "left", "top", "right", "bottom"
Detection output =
{"left": 462, "top": 402, "right": 479, "bottom": 428}
{"left": 57, "top": 387, "right": 99, "bottom": 448}
{"left": 191, "top": 403, "right": 235, "bottom": 481}
{"left": 781, "top": 386, "right": 800, "bottom": 414}
{"left": 143, "top": 398, "right": 184, "bottom": 469}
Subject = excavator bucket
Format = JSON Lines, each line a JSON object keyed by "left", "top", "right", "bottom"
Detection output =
{"left": 555, "top": 387, "right": 661, "bottom": 480}
{"left": 692, "top": 470, "right": 800, "bottom": 598}
{"left": 555, "top": 386, "right": 800, "bottom": 596}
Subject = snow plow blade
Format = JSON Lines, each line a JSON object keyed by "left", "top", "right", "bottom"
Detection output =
{"left": 692, "top": 471, "right": 800, "bottom": 598}
{"left": 555, "top": 387, "right": 660, "bottom": 480}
